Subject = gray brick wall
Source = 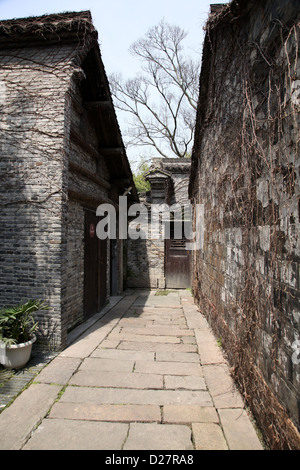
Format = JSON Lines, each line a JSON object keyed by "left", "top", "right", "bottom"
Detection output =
{"left": 0, "top": 44, "right": 75, "bottom": 349}
{"left": 0, "top": 40, "right": 116, "bottom": 349}
{"left": 190, "top": 0, "right": 300, "bottom": 449}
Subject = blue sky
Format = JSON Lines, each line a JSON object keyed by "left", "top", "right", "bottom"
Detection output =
{"left": 0, "top": 0, "right": 226, "bottom": 166}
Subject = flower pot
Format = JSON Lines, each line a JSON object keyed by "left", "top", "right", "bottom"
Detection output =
{"left": 0, "top": 335, "right": 36, "bottom": 369}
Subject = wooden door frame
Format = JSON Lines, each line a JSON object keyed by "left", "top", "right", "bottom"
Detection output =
{"left": 84, "top": 208, "right": 107, "bottom": 319}
{"left": 164, "top": 219, "right": 191, "bottom": 289}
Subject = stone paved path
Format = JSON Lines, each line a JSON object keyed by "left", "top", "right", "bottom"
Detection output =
{"left": 0, "top": 290, "right": 264, "bottom": 450}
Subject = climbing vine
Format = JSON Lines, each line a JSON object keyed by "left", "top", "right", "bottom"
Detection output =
{"left": 191, "top": 14, "right": 300, "bottom": 449}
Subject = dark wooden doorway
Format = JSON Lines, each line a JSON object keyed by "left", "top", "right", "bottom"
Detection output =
{"left": 110, "top": 238, "right": 118, "bottom": 295}
{"left": 165, "top": 221, "right": 191, "bottom": 288}
{"left": 84, "top": 210, "right": 107, "bottom": 319}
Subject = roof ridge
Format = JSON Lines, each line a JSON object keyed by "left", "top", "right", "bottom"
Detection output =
{"left": 0, "top": 10, "right": 92, "bottom": 26}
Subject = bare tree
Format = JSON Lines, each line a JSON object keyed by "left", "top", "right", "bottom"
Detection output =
{"left": 110, "top": 20, "right": 200, "bottom": 159}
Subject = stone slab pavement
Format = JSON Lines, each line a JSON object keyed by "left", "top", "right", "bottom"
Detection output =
{"left": 0, "top": 289, "right": 264, "bottom": 450}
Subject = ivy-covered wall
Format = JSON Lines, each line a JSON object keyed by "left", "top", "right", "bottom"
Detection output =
{"left": 190, "top": 0, "right": 300, "bottom": 449}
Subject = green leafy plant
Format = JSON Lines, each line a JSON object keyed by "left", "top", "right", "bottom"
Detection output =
{"left": 133, "top": 161, "right": 151, "bottom": 193}
{"left": 0, "top": 300, "right": 49, "bottom": 346}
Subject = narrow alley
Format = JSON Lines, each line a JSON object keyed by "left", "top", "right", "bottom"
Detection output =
{"left": 0, "top": 290, "right": 263, "bottom": 450}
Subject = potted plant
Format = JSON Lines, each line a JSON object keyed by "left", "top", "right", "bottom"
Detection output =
{"left": 0, "top": 300, "right": 49, "bottom": 369}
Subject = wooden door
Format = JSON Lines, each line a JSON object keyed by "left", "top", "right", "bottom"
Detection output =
{"left": 84, "top": 210, "right": 107, "bottom": 319}
{"left": 98, "top": 233, "right": 107, "bottom": 313}
{"left": 110, "top": 238, "right": 118, "bottom": 295}
{"left": 165, "top": 225, "right": 191, "bottom": 288}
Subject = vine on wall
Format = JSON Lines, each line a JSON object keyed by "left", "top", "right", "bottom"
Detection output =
{"left": 192, "top": 17, "right": 300, "bottom": 449}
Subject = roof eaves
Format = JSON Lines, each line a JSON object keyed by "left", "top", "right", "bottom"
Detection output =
{"left": 0, "top": 11, "right": 97, "bottom": 47}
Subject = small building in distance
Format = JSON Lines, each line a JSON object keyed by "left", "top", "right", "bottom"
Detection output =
{"left": 126, "top": 158, "right": 191, "bottom": 290}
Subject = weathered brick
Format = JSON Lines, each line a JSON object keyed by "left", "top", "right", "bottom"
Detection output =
{"left": 189, "top": 0, "right": 300, "bottom": 448}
